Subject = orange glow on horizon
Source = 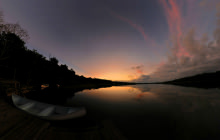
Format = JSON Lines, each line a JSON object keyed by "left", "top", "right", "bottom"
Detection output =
{"left": 80, "top": 86, "right": 159, "bottom": 103}
{"left": 84, "top": 63, "right": 136, "bottom": 81}
{"left": 85, "top": 65, "right": 152, "bottom": 82}
{"left": 94, "top": 72, "right": 133, "bottom": 81}
{"left": 81, "top": 86, "right": 141, "bottom": 101}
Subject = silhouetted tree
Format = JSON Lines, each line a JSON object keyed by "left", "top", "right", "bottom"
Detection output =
{"left": 0, "top": 23, "right": 29, "bottom": 41}
{"left": 0, "top": 32, "right": 25, "bottom": 65}
{"left": 0, "top": 13, "right": 123, "bottom": 91}
{"left": 49, "top": 57, "right": 59, "bottom": 65}
{"left": 0, "top": 11, "right": 3, "bottom": 24}
{"left": 0, "top": 32, "right": 9, "bottom": 61}
{"left": 0, "top": 22, "right": 28, "bottom": 62}
{"left": 60, "top": 64, "right": 68, "bottom": 71}
{"left": 70, "top": 69, "right": 76, "bottom": 77}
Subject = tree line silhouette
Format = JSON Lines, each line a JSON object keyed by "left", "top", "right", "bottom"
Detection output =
{"left": 0, "top": 21, "right": 130, "bottom": 93}
{"left": 163, "top": 71, "right": 220, "bottom": 88}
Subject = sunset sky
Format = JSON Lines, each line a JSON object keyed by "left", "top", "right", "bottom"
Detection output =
{"left": 1, "top": 0, "right": 220, "bottom": 82}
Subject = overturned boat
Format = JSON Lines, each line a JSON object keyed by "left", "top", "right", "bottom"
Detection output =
{"left": 12, "top": 94, "right": 86, "bottom": 120}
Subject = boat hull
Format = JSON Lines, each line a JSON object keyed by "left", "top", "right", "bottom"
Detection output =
{"left": 12, "top": 94, "right": 86, "bottom": 120}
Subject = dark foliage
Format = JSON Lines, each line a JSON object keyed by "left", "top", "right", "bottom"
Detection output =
{"left": 0, "top": 31, "right": 132, "bottom": 90}
{"left": 163, "top": 71, "right": 220, "bottom": 88}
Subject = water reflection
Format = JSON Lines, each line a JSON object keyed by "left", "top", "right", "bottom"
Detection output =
{"left": 67, "top": 84, "right": 220, "bottom": 140}
{"left": 134, "top": 84, "right": 220, "bottom": 112}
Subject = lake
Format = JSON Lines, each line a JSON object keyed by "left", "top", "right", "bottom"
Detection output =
{"left": 66, "top": 84, "right": 220, "bottom": 140}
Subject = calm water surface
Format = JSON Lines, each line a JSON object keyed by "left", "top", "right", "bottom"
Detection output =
{"left": 66, "top": 84, "right": 220, "bottom": 140}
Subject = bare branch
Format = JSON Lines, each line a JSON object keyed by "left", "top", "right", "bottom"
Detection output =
{"left": 0, "top": 11, "right": 3, "bottom": 24}
{"left": 0, "top": 23, "right": 29, "bottom": 41}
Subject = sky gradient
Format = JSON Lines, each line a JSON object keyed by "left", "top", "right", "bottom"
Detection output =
{"left": 0, "top": 0, "right": 220, "bottom": 82}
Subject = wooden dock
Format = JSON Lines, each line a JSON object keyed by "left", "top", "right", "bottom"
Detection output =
{"left": 0, "top": 98, "right": 127, "bottom": 140}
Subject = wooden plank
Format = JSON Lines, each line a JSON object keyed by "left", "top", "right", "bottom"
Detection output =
{"left": 0, "top": 98, "right": 127, "bottom": 140}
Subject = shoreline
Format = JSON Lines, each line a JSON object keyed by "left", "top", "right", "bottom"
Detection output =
{"left": 0, "top": 96, "right": 127, "bottom": 140}
{"left": 0, "top": 78, "right": 129, "bottom": 139}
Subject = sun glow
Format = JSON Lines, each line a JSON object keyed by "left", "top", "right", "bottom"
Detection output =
{"left": 97, "top": 72, "right": 132, "bottom": 81}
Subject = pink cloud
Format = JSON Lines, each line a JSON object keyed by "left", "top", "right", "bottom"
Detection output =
{"left": 109, "top": 10, "right": 148, "bottom": 41}
{"left": 108, "top": 10, "right": 158, "bottom": 47}
{"left": 159, "top": 0, "right": 190, "bottom": 57}
{"left": 132, "top": 65, "right": 144, "bottom": 74}
{"left": 133, "top": 1, "right": 220, "bottom": 83}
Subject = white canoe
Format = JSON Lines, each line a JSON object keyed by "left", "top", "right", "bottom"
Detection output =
{"left": 12, "top": 94, "right": 86, "bottom": 120}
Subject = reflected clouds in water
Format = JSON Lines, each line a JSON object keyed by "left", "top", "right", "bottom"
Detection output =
{"left": 132, "top": 84, "right": 220, "bottom": 112}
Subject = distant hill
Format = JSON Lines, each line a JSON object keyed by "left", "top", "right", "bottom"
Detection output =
{"left": 163, "top": 71, "right": 220, "bottom": 88}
